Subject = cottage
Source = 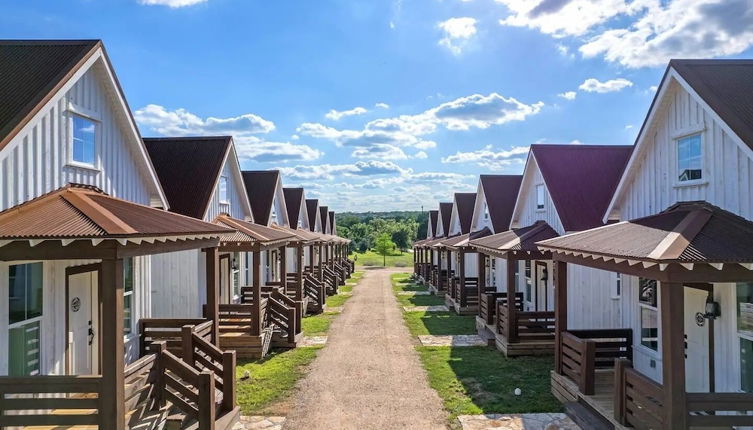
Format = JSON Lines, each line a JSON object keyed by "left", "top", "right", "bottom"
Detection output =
{"left": 412, "top": 209, "right": 438, "bottom": 281}
{"left": 426, "top": 202, "right": 454, "bottom": 294}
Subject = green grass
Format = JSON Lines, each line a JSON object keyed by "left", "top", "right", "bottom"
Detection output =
{"left": 396, "top": 294, "right": 446, "bottom": 307}
{"left": 326, "top": 293, "right": 350, "bottom": 308}
{"left": 339, "top": 284, "right": 353, "bottom": 293}
{"left": 350, "top": 250, "right": 413, "bottom": 267}
{"left": 349, "top": 271, "right": 364, "bottom": 282}
{"left": 301, "top": 312, "right": 338, "bottom": 336}
{"left": 236, "top": 347, "right": 322, "bottom": 415}
{"left": 402, "top": 311, "right": 477, "bottom": 336}
{"left": 417, "top": 346, "right": 561, "bottom": 421}
{"left": 390, "top": 273, "right": 428, "bottom": 293}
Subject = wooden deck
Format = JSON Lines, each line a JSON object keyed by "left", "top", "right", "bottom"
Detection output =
{"left": 551, "top": 370, "right": 629, "bottom": 430}
{"left": 494, "top": 330, "right": 555, "bottom": 356}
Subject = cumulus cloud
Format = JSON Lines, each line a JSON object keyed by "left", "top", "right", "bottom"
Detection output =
{"left": 135, "top": 104, "right": 275, "bottom": 136}
{"left": 375, "top": 102, "right": 390, "bottom": 109}
{"left": 438, "top": 17, "right": 478, "bottom": 55}
{"left": 429, "top": 93, "right": 544, "bottom": 130}
{"left": 325, "top": 106, "right": 368, "bottom": 121}
{"left": 351, "top": 144, "right": 408, "bottom": 160}
{"left": 138, "top": 0, "right": 206, "bottom": 7}
{"left": 558, "top": 91, "right": 577, "bottom": 100}
{"left": 234, "top": 137, "right": 322, "bottom": 163}
{"left": 578, "top": 78, "right": 633, "bottom": 93}
{"left": 277, "top": 160, "right": 410, "bottom": 181}
{"left": 442, "top": 145, "right": 530, "bottom": 170}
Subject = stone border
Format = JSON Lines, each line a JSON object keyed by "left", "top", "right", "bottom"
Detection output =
{"left": 417, "top": 335, "right": 487, "bottom": 347}
{"left": 233, "top": 415, "right": 286, "bottom": 430}
{"left": 457, "top": 413, "right": 579, "bottom": 430}
{"left": 396, "top": 291, "right": 431, "bottom": 296}
{"left": 403, "top": 305, "right": 449, "bottom": 312}
{"left": 300, "top": 336, "right": 328, "bottom": 347}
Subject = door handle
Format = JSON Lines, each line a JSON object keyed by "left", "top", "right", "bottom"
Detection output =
{"left": 88, "top": 321, "right": 95, "bottom": 346}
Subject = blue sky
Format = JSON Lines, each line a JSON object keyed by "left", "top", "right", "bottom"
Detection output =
{"left": 2, "top": 0, "right": 753, "bottom": 211}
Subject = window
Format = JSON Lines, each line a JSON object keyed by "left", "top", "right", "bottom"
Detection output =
{"left": 483, "top": 203, "right": 489, "bottom": 220}
{"left": 677, "top": 133, "right": 702, "bottom": 182}
{"left": 524, "top": 260, "right": 532, "bottom": 304}
{"left": 232, "top": 253, "right": 240, "bottom": 297}
{"left": 613, "top": 273, "right": 622, "bottom": 299}
{"left": 639, "top": 278, "right": 657, "bottom": 307}
{"left": 490, "top": 258, "right": 496, "bottom": 286}
{"left": 738, "top": 282, "right": 753, "bottom": 337}
{"left": 640, "top": 306, "right": 659, "bottom": 351}
{"left": 123, "top": 258, "right": 134, "bottom": 336}
{"left": 536, "top": 184, "right": 545, "bottom": 210}
{"left": 72, "top": 115, "right": 96, "bottom": 165}
{"left": 219, "top": 176, "right": 229, "bottom": 204}
{"left": 8, "top": 263, "right": 43, "bottom": 376}
{"left": 244, "top": 252, "right": 250, "bottom": 286}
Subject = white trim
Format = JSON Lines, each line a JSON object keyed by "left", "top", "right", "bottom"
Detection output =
{"left": 66, "top": 101, "right": 102, "bottom": 122}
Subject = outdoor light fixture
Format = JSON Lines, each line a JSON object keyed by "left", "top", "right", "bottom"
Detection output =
{"left": 705, "top": 295, "right": 721, "bottom": 320}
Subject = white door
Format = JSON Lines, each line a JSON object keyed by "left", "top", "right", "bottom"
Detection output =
{"left": 68, "top": 271, "right": 99, "bottom": 375}
{"left": 684, "top": 287, "right": 710, "bottom": 392}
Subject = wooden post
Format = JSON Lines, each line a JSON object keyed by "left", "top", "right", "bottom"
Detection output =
{"left": 581, "top": 340, "right": 596, "bottom": 395}
{"left": 296, "top": 244, "right": 304, "bottom": 301}
{"left": 181, "top": 325, "right": 195, "bottom": 366}
{"left": 477, "top": 252, "right": 486, "bottom": 316}
{"left": 150, "top": 341, "right": 167, "bottom": 409}
{"left": 221, "top": 351, "right": 236, "bottom": 412}
{"left": 252, "top": 250, "right": 263, "bottom": 336}
{"left": 317, "top": 244, "right": 324, "bottom": 281}
{"left": 614, "top": 358, "right": 630, "bottom": 425}
{"left": 279, "top": 245, "right": 287, "bottom": 292}
{"left": 661, "top": 282, "right": 687, "bottom": 428}
{"left": 100, "top": 258, "right": 125, "bottom": 430}
{"left": 197, "top": 370, "right": 216, "bottom": 430}
{"left": 309, "top": 244, "right": 315, "bottom": 273}
{"left": 458, "top": 249, "right": 467, "bottom": 307}
{"left": 554, "top": 260, "right": 568, "bottom": 375}
{"left": 506, "top": 258, "right": 518, "bottom": 343}
{"left": 205, "top": 247, "right": 220, "bottom": 345}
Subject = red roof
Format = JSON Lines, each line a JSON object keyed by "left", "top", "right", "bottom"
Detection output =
{"left": 454, "top": 193, "right": 476, "bottom": 235}
{"left": 213, "top": 214, "right": 292, "bottom": 247}
{"left": 438, "top": 202, "right": 453, "bottom": 237}
{"left": 531, "top": 144, "right": 632, "bottom": 231}
{"left": 242, "top": 170, "right": 280, "bottom": 225}
{"left": 428, "top": 210, "right": 439, "bottom": 238}
{"left": 480, "top": 175, "right": 522, "bottom": 233}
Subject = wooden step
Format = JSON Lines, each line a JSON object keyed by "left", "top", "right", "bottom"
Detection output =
{"left": 564, "top": 400, "right": 614, "bottom": 430}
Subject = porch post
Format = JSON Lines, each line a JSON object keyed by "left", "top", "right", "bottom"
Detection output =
{"left": 252, "top": 250, "right": 263, "bottom": 335}
{"left": 309, "top": 244, "right": 315, "bottom": 273}
{"left": 477, "top": 252, "right": 486, "bottom": 315}
{"left": 459, "top": 249, "right": 467, "bottom": 307}
{"left": 554, "top": 260, "right": 568, "bottom": 375}
{"left": 506, "top": 257, "right": 518, "bottom": 343}
{"left": 100, "top": 258, "right": 125, "bottom": 430}
{"left": 317, "top": 243, "right": 324, "bottom": 281}
{"left": 296, "top": 244, "right": 304, "bottom": 301}
{"left": 660, "top": 282, "right": 687, "bottom": 428}
{"left": 205, "top": 247, "right": 220, "bottom": 344}
{"left": 279, "top": 245, "right": 287, "bottom": 292}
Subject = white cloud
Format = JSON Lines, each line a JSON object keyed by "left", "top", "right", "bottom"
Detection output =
{"left": 625, "top": 124, "right": 634, "bottom": 130}
{"left": 428, "top": 93, "right": 544, "bottom": 130}
{"left": 135, "top": 104, "right": 275, "bottom": 136}
{"left": 277, "top": 160, "right": 410, "bottom": 181}
{"left": 578, "top": 78, "right": 633, "bottom": 93}
{"left": 235, "top": 137, "right": 322, "bottom": 163}
{"left": 558, "top": 91, "right": 577, "bottom": 100}
{"left": 351, "top": 144, "right": 409, "bottom": 160}
{"left": 138, "top": 0, "right": 206, "bottom": 7}
{"left": 442, "top": 145, "right": 530, "bottom": 170}
{"left": 649, "top": 85, "right": 658, "bottom": 93}
{"left": 375, "top": 102, "right": 390, "bottom": 109}
{"left": 325, "top": 106, "right": 368, "bottom": 121}
{"left": 414, "top": 151, "right": 428, "bottom": 159}
{"left": 438, "top": 17, "right": 478, "bottom": 55}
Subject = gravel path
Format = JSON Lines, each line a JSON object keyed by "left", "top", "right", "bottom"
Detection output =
{"left": 283, "top": 268, "right": 448, "bottom": 430}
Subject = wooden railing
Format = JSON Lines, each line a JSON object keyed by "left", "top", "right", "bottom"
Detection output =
{"left": 0, "top": 375, "right": 103, "bottom": 427}
{"left": 560, "top": 329, "right": 632, "bottom": 395}
{"left": 124, "top": 352, "right": 160, "bottom": 424}
{"left": 614, "top": 359, "right": 663, "bottom": 429}
{"left": 479, "top": 291, "right": 523, "bottom": 325}
{"left": 454, "top": 277, "right": 479, "bottom": 307}
{"left": 181, "top": 325, "right": 236, "bottom": 414}
{"left": 139, "top": 318, "right": 214, "bottom": 357}
{"left": 270, "top": 289, "right": 302, "bottom": 337}
{"left": 303, "top": 273, "right": 326, "bottom": 312}
{"left": 216, "top": 302, "right": 266, "bottom": 336}
{"left": 686, "top": 392, "right": 753, "bottom": 427}
{"left": 322, "top": 267, "right": 339, "bottom": 294}
{"left": 497, "top": 301, "right": 555, "bottom": 344}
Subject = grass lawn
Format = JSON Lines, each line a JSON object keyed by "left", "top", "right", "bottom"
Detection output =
{"left": 403, "top": 311, "right": 477, "bottom": 336}
{"left": 326, "top": 293, "right": 350, "bottom": 308}
{"left": 301, "top": 312, "right": 338, "bottom": 336}
{"left": 391, "top": 273, "right": 429, "bottom": 293}
{"left": 339, "top": 284, "right": 353, "bottom": 293}
{"left": 235, "top": 347, "right": 322, "bottom": 415}
{"left": 417, "top": 346, "right": 561, "bottom": 422}
{"left": 348, "top": 271, "right": 364, "bottom": 282}
{"left": 396, "top": 294, "right": 446, "bottom": 307}
{"left": 350, "top": 250, "right": 413, "bottom": 267}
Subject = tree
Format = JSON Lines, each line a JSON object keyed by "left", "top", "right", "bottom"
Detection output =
{"left": 391, "top": 228, "right": 410, "bottom": 253}
{"left": 374, "top": 233, "right": 395, "bottom": 267}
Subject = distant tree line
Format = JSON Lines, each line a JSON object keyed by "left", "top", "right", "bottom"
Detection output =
{"left": 338, "top": 210, "right": 429, "bottom": 253}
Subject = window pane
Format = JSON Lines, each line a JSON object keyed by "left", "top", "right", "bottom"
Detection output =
{"left": 27, "top": 263, "right": 43, "bottom": 320}
{"left": 742, "top": 337, "right": 753, "bottom": 393}
{"left": 219, "top": 176, "right": 228, "bottom": 203}
{"left": 536, "top": 185, "right": 545, "bottom": 209}
{"left": 678, "top": 134, "right": 702, "bottom": 181}
{"left": 123, "top": 292, "right": 132, "bottom": 336}
{"left": 639, "top": 278, "right": 657, "bottom": 307}
{"left": 641, "top": 307, "right": 659, "bottom": 351}
{"left": 738, "top": 283, "right": 753, "bottom": 336}
{"left": 9, "top": 264, "right": 27, "bottom": 325}
{"left": 9, "top": 320, "right": 41, "bottom": 376}
{"left": 123, "top": 257, "right": 134, "bottom": 293}
{"left": 72, "top": 116, "right": 96, "bottom": 165}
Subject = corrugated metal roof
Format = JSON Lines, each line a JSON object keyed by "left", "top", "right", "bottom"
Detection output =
{"left": 480, "top": 175, "right": 522, "bottom": 233}
{"left": 242, "top": 170, "right": 279, "bottom": 225}
{"left": 0, "top": 184, "right": 232, "bottom": 239}
{"left": 283, "top": 188, "right": 304, "bottom": 228}
{"left": 437, "top": 226, "right": 492, "bottom": 249}
{"left": 532, "top": 144, "right": 632, "bottom": 232}
{"left": 537, "top": 201, "right": 753, "bottom": 263}
{"left": 439, "top": 202, "right": 453, "bottom": 237}
{"left": 143, "top": 136, "right": 231, "bottom": 219}
{"left": 305, "top": 199, "right": 319, "bottom": 232}
{"left": 471, "top": 221, "right": 559, "bottom": 253}
{"left": 455, "top": 193, "right": 476, "bottom": 235}
{"left": 0, "top": 40, "right": 99, "bottom": 147}
{"left": 428, "top": 210, "right": 439, "bottom": 238}
{"left": 213, "top": 214, "right": 293, "bottom": 246}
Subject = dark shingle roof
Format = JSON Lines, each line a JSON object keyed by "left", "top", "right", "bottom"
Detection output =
{"left": 455, "top": 193, "right": 476, "bottom": 235}
{"left": 531, "top": 144, "right": 632, "bottom": 232}
{"left": 480, "top": 175, "right": 522, "bottom": 233}
{"left": 242, "top": 170, "right": 280, "bottom": 226}
{"left": 319, "top": 206, "right": 329, "bottom": 233}
{"left": 439, "top": 202, "right": 453, "bottom": 237}
{"left": 144, "top": 136, "right": 231, "bottom": 220}
{"left": 306, "top": 199, "right": 319, "bottom": 232}
{"left": 283, "top": 188, "right": 304, "bottom": 228}
{"left": 329, "top": 211, "right": 336, "bottom": 235}
{"left": 0, "top": 40, "right": 100, "bottom": 148}
{"left": 428, "top": 210, "right": 439, "bottom": 238}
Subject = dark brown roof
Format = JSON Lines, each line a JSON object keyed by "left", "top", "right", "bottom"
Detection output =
{"left": 143, "top": 136, "right": 231, "bottom": 219}
{"left": 531, "top": 144, "right": 632, "bottom": 232}
{"left": 319, "top": 206, "right": 329, "bottom": 233}
{"left": 213, "top": 214, "right": 292, "bottom": 247}
{"left": 428, "top": 210, "right": 439, "bottom": 238}
{"left": 455, "top": 193, "right": 476, "bottom": 235}
{"left": 439, "top": 202, "right": 453, "bottom": 237}
{"left": 283, "top": 188, "right": 304, "bottom": 228}
{"left": 242, "top": 170, "right": 280, "bottom": 225}
{"left": 437, "top": 227, "right": 492, "bottom": 249}
{"left": 306, "top": 199, "right": 319, "bottom": 232}
{"left": 670, "top": 59, "right": 753, "bottom": 152}
{"left": 0, "top": 40, "right": 100, "bottom": 149}
{"left": 537, "top": 201, "right": 753, "bottom": 264}
{"left": 0, "top": 184, "right": 232, "bottom": 240}
{"left": 329, "top": 211, "right": 336, "bottom": 235}
{"left": 273, "top": 225, "right": 322, "bottom": 243}
{"left": 480, "top": 175, "right": 522, "bottom": 233}
{"left": 471, "top": 221, "right": 559, "bottom": 254}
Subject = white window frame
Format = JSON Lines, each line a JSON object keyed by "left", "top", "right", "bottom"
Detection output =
{"left": 675, "top": 131, "right": 704, "bottom": 186}
{"left": 612, "top": 272, "right": 622, "bottom": 299}
{"left": 535, "top": 184, "right": 545, "bottom": 211}
{"left": 67, "top": 108, "right": 100, "bottom": 171}
{"left": 7, "top": 261, "right": 45, "bottom": 376}
{"left": 483, "top": 203, "right": 490, "bottom": 220}
{"left": 123, "top": 257, "right": 135, "bottom": 340}
{"left": 219, "top": 176, "right": 230, "bottom": 205}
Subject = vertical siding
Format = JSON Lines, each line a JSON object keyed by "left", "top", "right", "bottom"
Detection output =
{"left": 150, "top": 250, "right": 204, "bottom": 319}
{"left": 203, "top": 159, "right": 248, "bottom": 221}
{"left": 512, "top": 158, "right": 564, "bottom": 234}
{"left": 0, "top": 61, "right": 154, "bottom": 211}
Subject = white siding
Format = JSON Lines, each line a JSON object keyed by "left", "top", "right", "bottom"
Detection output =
{"left": 470, "top": 181, "right": 494, "bottom": 233}
{"left": 511, "top": 157, "right": 564, "bottom": 233}
{"left": 150, "top": 250, "right": 205, "bottom": 318}
{"left": 204, "top": 158, "right": 249, "bottom": 221}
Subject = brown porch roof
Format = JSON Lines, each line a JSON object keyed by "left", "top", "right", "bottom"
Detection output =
{"left": 470, "top": 221, "right": 559, "bottom": 258}
{"left": 537, "top": 201, "right": 753, "bottom": 265}
{"left": 438, "top": 227, "right": 493, "bottom": 250}
{"left": 272, "top": 224, "right": 322, "bottom": 244}
{"left": 213, "top": 214, "right": 293, "bottom": 249}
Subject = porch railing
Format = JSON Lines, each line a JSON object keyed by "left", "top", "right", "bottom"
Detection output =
{"left": 614, "top": 359, "right": 663, "bottom": 429}
{"left": 268, "top": 290, "right": 302, "bottom": 342}
{"left": 454, "top": 277, "right": 479, "bottom": 307}
{"left": 181, "top": 325, "right": 236, "bottom": 413}
{"left": 479, "top": 291, "right": 523, "bottom": 325}
{"left": 303, "top": 273, "right": 326, "bottom": 312}
{"left": 139, "top": 318, "right": 213, "bottom": 357}
{"left": 560, "top": 329, "right": 632, "bottom": 395}
{"left": 497, "top": 303, "right": 555, "bottom": 344}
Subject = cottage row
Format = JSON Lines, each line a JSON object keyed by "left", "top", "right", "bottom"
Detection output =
{"left": 0, "top": 40, "right": 353, "bottom": 429}
{"left": 414, "top": 59, "right": 753, "bottom": 428}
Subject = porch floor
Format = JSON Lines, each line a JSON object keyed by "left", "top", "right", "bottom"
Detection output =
{"left": 551, "top": 370, "right": 629, "bottom": 430}
{"left": 494, "top": 332, "right": 555, "bottom": 357}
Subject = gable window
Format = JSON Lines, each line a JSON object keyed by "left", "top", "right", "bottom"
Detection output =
{"left": 483, "top": 203, "right": 490, "bottom": 220}
{"left": 219, "top": 176, "right": 229, "bottom": 204}
{"left": 123, "top": 257, "right": 134, "bottom": 337}
{"left": 677, "top": 133, "right": 702, "bottom": 182}
{"left": 613, "top": 273, "right": 622, "bottom": 299}
{"left": 8, "top": 262, "right": 43, "bottom": 376}
{"left": 71, "top": 115, "right": 96, "bottom": 166}
{"left": 536, "top": 184, "right": 545, "bottom": 210}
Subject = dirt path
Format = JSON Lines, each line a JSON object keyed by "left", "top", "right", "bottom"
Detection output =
{"left": 283, "top": 268, "right": 448, "bottom": 430}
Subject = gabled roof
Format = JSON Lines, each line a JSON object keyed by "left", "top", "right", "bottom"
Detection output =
{"left": 144, "top": 136, "right": 232, "bottom": 220}
{"left": 454, "top": 193, "right": 476, "bottom": 235}
{"left": 428, "top": 210, "right": 439, "bottom": 238}
{"left": 530, "top": 144, "right": 632, "bottom": 232}
{"left": 480, "top": 175, "right": 522, "bottom": 233}
{"left": 283, "top": 188, "right": 304, "bottom": 227}
{"left": 0, "top": 184, "right": 232, "bottom": 240}
{"left": 438, "top": 202, "right": 453, "bottom": 237}
{"left": 328, "top": 211, "right": 336, "bottom": 235}
{"left": 319, "top": 206, "right": 330, "bottom": 233}
{"left": 306, "top": 199, "right": 320, "bottom": 232}
{"left": 0, "top": 40, "right": 99, "bottom": 148}
{"left": 438, "top": 227, "right": 492, "bottom": 250}
{"left": 213, "top": 214, "right": 292, "bottom": 248}
{"left": 471, "top": 221, "right": 558, "bottom": 256}
{"left": 242, "top": 170, "right": 280, "bottom": 225}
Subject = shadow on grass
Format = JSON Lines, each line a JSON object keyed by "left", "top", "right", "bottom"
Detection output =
{"left": 397, "top": 294, "right": 446, "bottom": 307}
{"left": 403, "top": 311, "right": 477, "bottom": 336}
